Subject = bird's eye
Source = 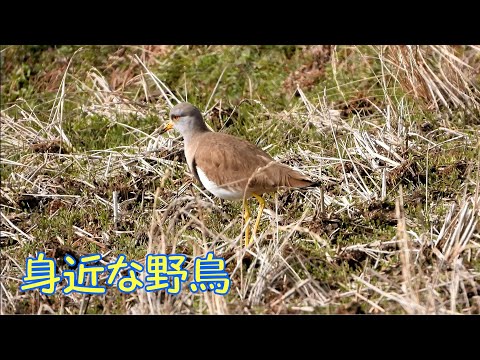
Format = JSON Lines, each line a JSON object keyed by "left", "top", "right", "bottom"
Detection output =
{"left": 172, "top": 115, "right": 180, "bottom": 121}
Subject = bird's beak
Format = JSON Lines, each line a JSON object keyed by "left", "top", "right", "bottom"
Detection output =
{"left": 160, "top": 121, "right": 174, "bottom": 134}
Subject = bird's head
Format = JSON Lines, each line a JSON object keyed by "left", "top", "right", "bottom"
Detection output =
{"left": 161, "top": 102, "right": 208, "bottom": 139}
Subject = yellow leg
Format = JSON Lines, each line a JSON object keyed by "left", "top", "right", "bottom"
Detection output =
{"left": 243, "top": 197, "right": 251, "bottom": 247}
{"left": 251, "top": 193, "right": 265, "bottom": 244}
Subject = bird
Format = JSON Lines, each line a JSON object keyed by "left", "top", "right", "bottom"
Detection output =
{"left": 161, "top": 102, "right": 319, "bottom": 246}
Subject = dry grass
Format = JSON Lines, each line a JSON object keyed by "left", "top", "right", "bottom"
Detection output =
{"left": 1, "top": 45, "right": 479, "bottom": 314}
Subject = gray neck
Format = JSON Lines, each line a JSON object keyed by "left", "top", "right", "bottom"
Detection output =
{"left": 176, "top": 115, "right": 211, "bottom": 143}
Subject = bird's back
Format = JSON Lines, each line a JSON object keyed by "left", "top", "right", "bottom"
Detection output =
{"left": 189, "top": 132, "right": 315, "bottom": 198}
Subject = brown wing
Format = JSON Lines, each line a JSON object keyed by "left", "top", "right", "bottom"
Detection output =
{"left": 193, "top": 132, "right": 315, "bottom": 195}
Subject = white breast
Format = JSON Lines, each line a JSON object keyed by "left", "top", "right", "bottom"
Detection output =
{"left": 196, "top": 167, "right": 244, "bottom": 200}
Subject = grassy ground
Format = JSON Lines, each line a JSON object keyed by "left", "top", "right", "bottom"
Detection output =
{"left": 1, "top": 45, "right": 479, "bottom": 314}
